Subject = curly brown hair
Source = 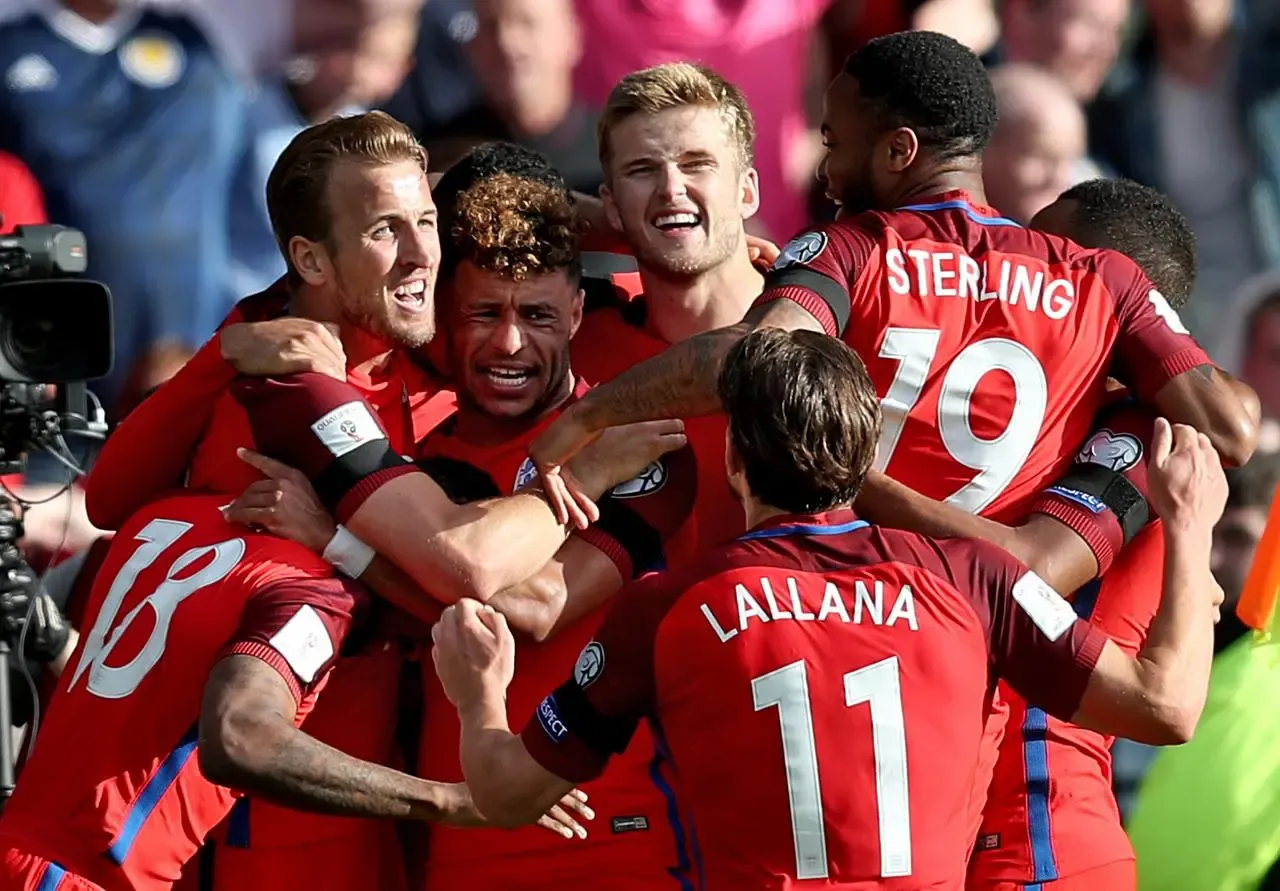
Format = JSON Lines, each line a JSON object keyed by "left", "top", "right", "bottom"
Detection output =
{"left": 445, "top": 173, "right": 580, "bottom": 282}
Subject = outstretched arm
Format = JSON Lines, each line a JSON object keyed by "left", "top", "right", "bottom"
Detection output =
{"left": 1149, "top": 367, "right": 1259, "bottom": 468}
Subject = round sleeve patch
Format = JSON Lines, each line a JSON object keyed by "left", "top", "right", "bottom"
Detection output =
{"left": 771, "top": 231, "right": 829, "bottom": 271}
{"left": 574, "top": 641, "right": 606, "bottom": 688}
{"left": 1076, "top": 428, "right": 1143, "bottom": 472}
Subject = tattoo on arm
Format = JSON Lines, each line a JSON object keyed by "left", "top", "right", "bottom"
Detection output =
{"left": 199, "top": 655, "right": 471, "bottom": 821}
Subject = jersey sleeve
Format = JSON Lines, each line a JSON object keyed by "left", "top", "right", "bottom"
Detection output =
{"left": 231, "top": 373, "right": 419, "bottom": 523}
{"left": 939, "top": 537, "right": 1107, "bottom": 720}
{"left": 519, "top": 571, "right": 673, "bottom": 784}
{"left": 220, "top": 574, "right": 369, "bottom": 706}
{"left": 1099, "top": 251, "right": 1211, "bottom": 400}
{"left": 752, "top": 222, "right": 876, "bottom": 337}
{"left": 84, "top": 331, "right": 240, "bottom": 530}
{"left": 575, "top": 445, "right": 697, "bottom": 579}
{"left": 1029, "top": 399, "right": 1157, "bottom": 575}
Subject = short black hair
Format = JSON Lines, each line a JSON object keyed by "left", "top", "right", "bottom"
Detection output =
{"left": 718, "top": 328, "right": 882, "bottom": 514}
{"left": 434, "top": 141, "right": 568, "bottom": 231}
{"left": 1058, "top": 179, "right": 1197, "bottom": 308}
{"left": 842, "top": 30, "right": 997, "bottom": 160}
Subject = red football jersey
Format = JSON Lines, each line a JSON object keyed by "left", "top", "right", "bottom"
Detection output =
{"left": 524, "top": 510, "right": 1107, "bottom": 890}
{"left": 574, "top": 302, "right": 743, "bottom": 565}
{"left": 417, "top": 378, "right": 696, "bottom": 889}
{"left": 973, "top": 402, "right": 1164, "bottom": 886}
{"left": 0, "top": 494, "right": 364, "bottom": 891}
{"left": 758, "top": 190, "right": 1208, "bottom": 523}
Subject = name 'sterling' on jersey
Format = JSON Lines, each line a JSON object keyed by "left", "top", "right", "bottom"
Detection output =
{"left": 884, "top": 247, "right": 1076, "bottom": 320}
{"left": 701, "top": 576, "right": 919, "bottom": 643}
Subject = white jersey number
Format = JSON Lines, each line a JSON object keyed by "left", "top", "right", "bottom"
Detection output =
{"left": 69, "top": 519, "right": 245, "bottom": 700}
{"left": 874, "top": 327, "right": 1048, "bottom": 513}
{"left": 752, "top": 657, "right": 911, "bottom": 879}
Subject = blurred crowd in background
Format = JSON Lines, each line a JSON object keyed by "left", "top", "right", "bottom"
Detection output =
{"left": 1, "top": 0, "right": 1280, "bottom": 886}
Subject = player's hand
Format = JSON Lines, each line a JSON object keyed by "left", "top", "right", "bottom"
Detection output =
{"left": 746, "top": 234, "right": 780, "bottom": 269}
{"left": 537, "top": 788, "right": 593, "bottom": 840}
{"left": 220, "top": 318, "right": 346, "bottom": 381}
{"left": 431, "top": 599, "right": 516, "bottom": 708}
{"left": 223, "top": 449, "right": 337, "bottom": 553}
{"left": 568, "top": 420, "right": 687, "bottom": 500}
{"left": 529, "top": 405, "right": 606, "bottom": 529}
{"left": 1147, "top": 418, "right": 1228, "bottom": 536}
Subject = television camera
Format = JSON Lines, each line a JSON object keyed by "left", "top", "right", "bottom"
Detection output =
{"left": 0, "top": 224, "right": 114, "bottom": 797}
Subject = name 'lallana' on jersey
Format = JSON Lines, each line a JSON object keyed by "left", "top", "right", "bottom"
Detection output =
{"left": 701, "top": 576, "right": 919, "bottom": 643}
{"left": 885, "top": 247, "right": 1076, "bottom": 320}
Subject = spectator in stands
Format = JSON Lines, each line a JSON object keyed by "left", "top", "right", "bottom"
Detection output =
{"left": 420, "top": 0, "right": 601, "bottom": 196}
{"left": 1240, "top": 289, "right": 1280, "bottom": 424}
{"left": 984, "top": 64, "right": 1100, "bottom": 223}
{"left": 993, "top": 0, "right": 1131, "bottom": 102}
{"left": 0, "top": 151, "right": 46, "bottom": 232}
{"left": 382, "top": 0, "right": 486, "bottom": 137}
{"left": 1088, "top": 0, "right": 1280, "bottom": 344}
{"left": 0, "top": 0, "right": 250, "bottom": 411}
{"left": 1213, "top": 451, "right": 1280, "bottom": 653}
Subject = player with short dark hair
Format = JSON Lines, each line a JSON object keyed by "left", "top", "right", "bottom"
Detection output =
{"left": 431, "top": 326, "right": 1227, "bottom": 890}
{"left": 1032, "top": 179, "right": 1198, "bottom": 309}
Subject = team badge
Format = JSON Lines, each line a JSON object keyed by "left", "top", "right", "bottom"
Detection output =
{"left": 513, "top": 456, "right": 538, "bottom": 491}
{"left": 771, "top": 231, "right": 828, "bottom": 271}
{"left": 574, "top": 641, "right": 605, "bottom": 688}
{"left": 1076, "top": 429, "right": 1142, "bottom": 472}
{"left": 119, "top": 32, "right": 185, "bottom": 89}
{"left": 610, "top": 460, "right": 667, "bottom": 498}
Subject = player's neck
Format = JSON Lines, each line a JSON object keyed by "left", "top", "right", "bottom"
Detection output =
{"left": 742, "top": 499, "right": 791, "bottom": 531}
{"left": 454, "top": 372, "right": 576, "bottom": 447}
{"left": 637, "top": 243, "right": 764, "bottom": 345}
{"left": 289, "top": 285, "right": 396, "bottom": 375}
{"left": 893, "top": 165, "right": 988, "bottom": 208}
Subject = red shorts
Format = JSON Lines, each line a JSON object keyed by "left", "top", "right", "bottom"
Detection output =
{"left": 968, "top": 858, "right": 1135, "bottom": 891}
{"left": 0, "top": 849, "right": 103, "bottom": 891}
{"left": 209, "top": 818, "right": 406, "bottom": 891}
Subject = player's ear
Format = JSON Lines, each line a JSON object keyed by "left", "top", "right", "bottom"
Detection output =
{"left": 600, "top": 181, "right": 624, "bottom": 234}
{"left": 568, "top": 287, "right": 584, "bottom": 339}
{"left": 738, "top": 165, "right": 761, "bottom": 222}
{"left": 289, "top": 236, "right": 330, "bottom": 287}
{"left": 724, "top": 427, "right": 746, "bottom": 498}
{"left": 884, "top": 127, "right": 919, "bottom": 174}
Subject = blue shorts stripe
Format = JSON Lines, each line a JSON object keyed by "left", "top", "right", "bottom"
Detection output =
{"left": 107, "top": 722, "right": 200, "bottom": 865}
{"left": 35, "top": 862, "right": 67, "bottom": 891}
{"left": 1022, "top": 707, "right": 1059, "bottom": 883}
{"left": 648, "top": 723, "right": 698, "bottom": 891}
{"left": 226, "top": 797, "right": 251, "bottom": 848}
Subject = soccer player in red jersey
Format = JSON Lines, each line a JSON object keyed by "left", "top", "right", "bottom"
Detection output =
{"left": 431, "top": 327, "right": 1228, "bottom": 891}
{"left": 529, "top": 30, "right": 1256, "bottom": 528}
{"left": 224, "top": 167, "right": 699, "bottom": 890}
{"left": 0, "top": 488, "right": 579, "bottom": 891}
{"left": 71, "top": 113, "right": 605, "bottom": 891}
{"left": 570, "top": 63, "right": 774, "bottom": 561}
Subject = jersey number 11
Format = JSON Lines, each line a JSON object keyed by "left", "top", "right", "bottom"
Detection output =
{"left": 752, "top": 656, "right": 912, "bottom": 879}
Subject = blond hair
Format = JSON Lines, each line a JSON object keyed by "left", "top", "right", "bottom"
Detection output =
{"left": 597, "top": 63, "right": 755, "bottom": 173}
{"left": 266, "top": 111, "right": 428, "bottom": 282}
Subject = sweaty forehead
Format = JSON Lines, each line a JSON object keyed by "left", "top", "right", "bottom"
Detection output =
{"left": 610, "top": 106, "right": 736, "bottom": 163}
{"left": 452, "top": 262, "right": 576, "bottom": 309}
{"left": 823, "top": 74, "right": 867, "bottom": 133}
{"left": 326, "top": 159, "right": 434, "bottom": 225}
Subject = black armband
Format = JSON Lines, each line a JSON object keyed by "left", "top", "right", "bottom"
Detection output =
{"left": 549, "top": 679, "right": 637, "bottom": 758}
{"left": 594, "top": 499, "right": 666, "bottom": 578}
{"left": 763, "top": 267, "right": 852, "bottom": 334}
{"left": 312, "top": 440, "right": 413, "bottom": 513}
{"left": 1050, "top": 463, "right": 1149, "bottom": 546}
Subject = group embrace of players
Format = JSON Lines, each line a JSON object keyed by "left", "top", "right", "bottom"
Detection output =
{"left": 0, "top": 29, "right": 1258, "bottom": 891}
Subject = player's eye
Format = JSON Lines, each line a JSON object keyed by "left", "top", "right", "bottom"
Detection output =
{"left": 418, "top": 216, "right": 437, "bottom": 230}
{"left": 683, "top": 159, "right": 715, "bottom": 171}
{"left": 371, "top": 224, "right": 393, "bottom": 238}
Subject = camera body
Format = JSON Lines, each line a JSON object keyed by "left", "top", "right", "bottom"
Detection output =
{"left": 0, "top": 224, "right": 114, "bottom": 474}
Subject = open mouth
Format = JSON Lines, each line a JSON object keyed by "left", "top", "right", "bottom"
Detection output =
{"left": 651, "top": 210, "right": 703, "bottom": 235}
{"left": 481, "top": 366, "right": 534, "bottom": 389}
{"left": 393, "top": 279, "right": 429, "bottom": 312}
